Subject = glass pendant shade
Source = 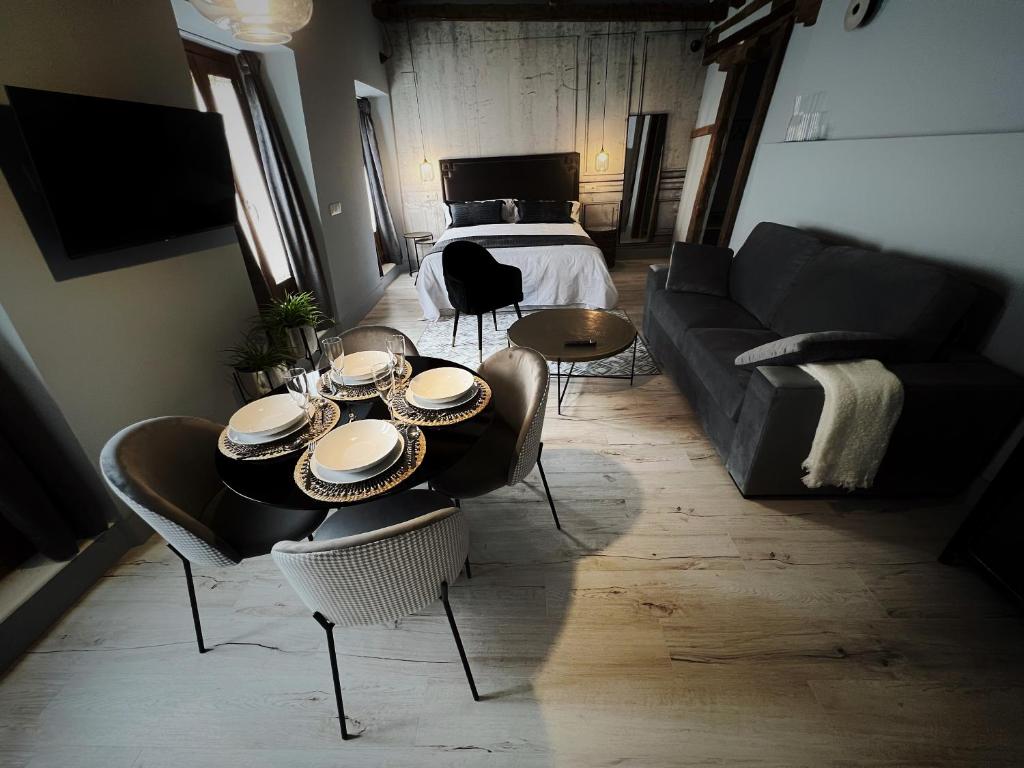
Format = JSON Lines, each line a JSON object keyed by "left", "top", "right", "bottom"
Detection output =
{"left": 595, "top": 147, "right": 610, "bottom": 172}
{"left": 419, "top": 158, "right": 434, "bottom": 182}
{"left": 189, "top": 0, "right": 313, "bottom": 45}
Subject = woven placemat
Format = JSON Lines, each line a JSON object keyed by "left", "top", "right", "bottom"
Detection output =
{"left": 293, "top": 421, "right": 426, "bottom": 503}
{"left": 387, "top": 377, "right": 492, "bottom": 427}
{"left": 218, "top": 399, "right": 341, "bottom": 461}
{"left": 316, "top": 359, "right": 413, "bottom": 402}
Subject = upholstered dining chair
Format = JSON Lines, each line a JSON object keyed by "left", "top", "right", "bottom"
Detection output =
{"left": 272, "top": 503, "right": 478, "bottom": 740}
{"left": 325, "top": 324, "right": 419, "bottom": 357}
{"left": 442, "top": 241, "right": 523, "bottom": 360}
{"left": 431, "top": 347, "right": 560, "bottom": 528}
{"left": 100, "top": 416, "right": 327, "bottom": 654}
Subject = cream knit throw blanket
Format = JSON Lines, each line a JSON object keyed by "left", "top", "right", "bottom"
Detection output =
{"left": 798, "top": 360, "right": 904, "bottom": 490}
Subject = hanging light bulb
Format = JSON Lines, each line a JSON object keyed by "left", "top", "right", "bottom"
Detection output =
{"left": 189, "top": 0, "right": 313, "bottom": 45}
{"left": 595, "top": 147, "right": 610, "bottom": 172}
{"left": 419, "top": 157, "right": 434, "bottom": 182}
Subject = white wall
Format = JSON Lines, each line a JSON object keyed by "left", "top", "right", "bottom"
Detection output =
{"left": 387, "top": 21, "right": 706, "bottom": 238}
{"left": 679, "top": 0, "right": 1024, "bottom": 373}
{"left": 0, "top": 0, "right": 257, "bottom": 463}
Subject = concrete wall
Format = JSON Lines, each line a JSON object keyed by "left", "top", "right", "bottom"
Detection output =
{"left": 0, "top": 0, "right": 257, "bottom": 464}
{"left": 676, "top": 0, "right": 1024, "bottom": 374}
{"left": 386, "top": 20, "right": 707, "bottom": 240}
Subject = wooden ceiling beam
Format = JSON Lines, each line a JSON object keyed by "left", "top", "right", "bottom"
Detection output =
{"left": 372, "top": 2, "right": 730, "bottom": 23}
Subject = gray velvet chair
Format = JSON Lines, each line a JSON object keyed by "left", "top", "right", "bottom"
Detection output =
{"left": 272, "top": 503, "right": 477, "bottom": 740}
{"left": 431, "top": 347, "right": 559, "bottom": 528}
{"left": 327, "top": 324, "right": 419, "bottom": 357}
{"left": 100, "top": 416, "right": 326, "bottom": 653}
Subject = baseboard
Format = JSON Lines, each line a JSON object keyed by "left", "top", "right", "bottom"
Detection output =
{"left": 0, "top": 516, "right": 146, "bottom": 673}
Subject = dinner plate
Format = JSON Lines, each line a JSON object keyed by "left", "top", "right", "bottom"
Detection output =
{"left": 227, "top": 418, "right": 306, "bottom": 446}
{"left": 330, "top": 369, "right": 373, "bottom": 386}
{"left": 311, "top": 436, "right": 404, "bottom": 484}
{"left": 409, "top": 367, "right": 475, "bottom": 404}
{"left": 228, "top": 394, "right": 305, "bottom": 437}
{"left": 313, "top": 419, "right": 401, "bottom": 474}
{"left": 340, "top": 350, "right": 391, "bottom": 383}
{"left": 405, "top": 384, "right": 478, "bottom": 411}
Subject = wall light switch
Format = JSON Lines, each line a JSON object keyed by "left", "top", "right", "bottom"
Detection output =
{"left": 329, "top": 202, "right": 343, "bottom": 216}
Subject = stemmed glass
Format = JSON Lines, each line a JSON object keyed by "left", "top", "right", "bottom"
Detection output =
{"left": 321, "top": 336, "right": 345, "bottom": 395}
{"left": 286, "top": 366, "right": 314, "bottom": 428}
{"left": 371, "top": 361, "right": 396, "bottom": 420}
{"left": 386, "top": 335, "right": 406, "bottom": 377}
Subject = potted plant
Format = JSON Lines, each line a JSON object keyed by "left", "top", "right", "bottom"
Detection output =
{"left": 225, "top": 331, "right": 292, "bottom": 401}
{"left": 261, "top": 291, "right": 332, "bottom": 362}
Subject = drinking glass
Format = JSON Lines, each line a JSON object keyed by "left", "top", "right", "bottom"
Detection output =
{"left": 286, "top": 367, "right": 311, "bottom": 424}
{"left": 321, "top": 336, "right": 345, "bottom": 395}
{"left": 386, "top": 335, "right": 406, "bottom": 375}
{"left": 371, "top": 361, "right": 395, "bottom": 418}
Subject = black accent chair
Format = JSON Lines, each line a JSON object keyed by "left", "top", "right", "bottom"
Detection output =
{"left": 442, "top": 241, "right": 524, "bottom": 360}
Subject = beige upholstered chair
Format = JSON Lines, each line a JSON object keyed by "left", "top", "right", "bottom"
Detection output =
{"left": 431, "top": 346, "right": 560, "bottom": 528}
{"left": 272, "top": 502, "right": 477, "bottom": 740}
{"left": 100, "top": 417, "right": 326, "bottom": 653}
{"left": 329, "top": 324, "right": 419, "bottom": 357}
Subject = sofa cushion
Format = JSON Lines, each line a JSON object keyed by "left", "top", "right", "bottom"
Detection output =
{"left": 734, "top": 330, "right": 902, "bottom": 369}
{"left": 683, "top": 328, "right": 780, "bottom": 420}
{"left": 729, "top": 222, "right": 823, "bottom": 326}
{"left": 771, "top": 245, "right": 977, "bottom": 360}
{"left": 666, "top": 242, "right": 733, "bottom": 297}
{"left": 649, "top": 290, "right": 765, "bottom": 349}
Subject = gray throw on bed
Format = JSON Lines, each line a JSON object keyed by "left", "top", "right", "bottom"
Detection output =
{"left": 424, "top": 234, "right": 597, "bottom": 257}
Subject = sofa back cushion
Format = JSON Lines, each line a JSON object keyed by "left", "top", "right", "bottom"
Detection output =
{"left": 729, "top": 222, "right": 823, "bottom": 326}
{"left": 770, "top": 245, "right": 976, "bottom": 360}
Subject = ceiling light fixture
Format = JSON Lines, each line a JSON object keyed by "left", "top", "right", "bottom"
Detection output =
{"left": 595, "top": 22, "right": 612, "bottom": 173}
{"left": 407, "top": 21, "right": 433, "bottom": 183}
{"left": 189, "top": 0, "right": 313, "bottom": 45}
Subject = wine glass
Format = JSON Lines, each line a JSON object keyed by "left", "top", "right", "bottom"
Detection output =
{"left": 285, "top": 367, "right": 311, "bottom": 425}
{"left": 386, "top": 335, "right": 406, "bottom": 376}
{"left": 371, "top": 361, "right": 395, "bottom": 419}
{"left": 321, "top": 336, "right": 345, "bottom": 395}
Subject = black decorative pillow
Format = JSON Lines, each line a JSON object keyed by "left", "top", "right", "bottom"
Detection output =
{"left": 665, "top": 242, "right": 734, "bottom": 297}
{"left": 735, "top": 331, "right": 901, "bottom": 369}
{"left": 515, "top": 200, "right": 574, "bottom": 224}
{"left": 449, "top": 200, "right": 504, "bottom": 227}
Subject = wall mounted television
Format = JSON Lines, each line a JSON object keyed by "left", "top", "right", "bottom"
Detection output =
{"left": 3, "top": 85, "right": 236, "bottom": 276}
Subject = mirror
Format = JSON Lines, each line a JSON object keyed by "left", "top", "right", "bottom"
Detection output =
{"left": 619, "top": 113, "right": 668, "bottom": 244}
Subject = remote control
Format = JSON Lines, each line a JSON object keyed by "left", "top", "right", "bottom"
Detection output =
{"left": 565, "top": 338, "right": 597, "bottom": 347}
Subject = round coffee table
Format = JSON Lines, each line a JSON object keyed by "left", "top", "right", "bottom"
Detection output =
{"left": 507, "top": 308, "right": 638, "bottom": 415}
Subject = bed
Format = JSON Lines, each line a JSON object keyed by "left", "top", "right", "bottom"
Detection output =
{"left": 414, "top": 152, "right": 619, "bottom": 321}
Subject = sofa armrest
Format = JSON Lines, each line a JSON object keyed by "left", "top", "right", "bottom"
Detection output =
{"left": 727, "top": 361, "right": 1024, "bottom": 496}
{"left": 666, "top": 242, "right": 734, "bottom": 296}
{"left": 647, "top": 264, "right": 669, "bottom": 296}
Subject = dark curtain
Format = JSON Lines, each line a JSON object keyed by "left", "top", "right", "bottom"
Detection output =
{"left": 0, "top": 319, "right": 114, "bottom": 562}
{"left": 357, "top": 97, "right": 403, "bottom": 265}
{"left": 237, "top": 52, "right": 334, "bottom": 315}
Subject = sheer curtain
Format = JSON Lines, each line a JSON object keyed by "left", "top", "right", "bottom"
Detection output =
{"left": 357, "top": 97, "right": 402, "bottom": 265}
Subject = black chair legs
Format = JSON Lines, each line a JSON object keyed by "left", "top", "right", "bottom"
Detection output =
{"left": 314, "top": 612, "right": 351, "bottom": 740}
{"left": 441, "top": 581, "right": 479, "bottom": 701}
{"left": 169, "top": 545, "right": 207, "bottom": 654}
{"left": 536, "top": 443, "right": 561, "bottom": 530}
{"left": 492, "top": 310, "right": 498, "bottom": 330}
{"left": 464, "top": 557, "right": 472, "bottom": 579}
{"left": 452, "top": 311, "right": 460, "bottom": 347}
{"left": 476, "top": 314, "right": 484, "bottom": 362}
{"left": 513, "top": 302, "right": 523, "bottom": 320}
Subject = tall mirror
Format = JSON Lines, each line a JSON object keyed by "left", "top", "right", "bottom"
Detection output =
{"left": 618, "top": 113, "right": 668, "bottom": 244}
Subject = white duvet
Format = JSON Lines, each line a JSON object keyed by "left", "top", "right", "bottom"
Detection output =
{"left": 415, "top": 222, "right": 619, "bottom": 320}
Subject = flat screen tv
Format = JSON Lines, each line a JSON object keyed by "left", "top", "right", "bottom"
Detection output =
{"left": 5, "top": 85, "right": 236, "bottom": 259}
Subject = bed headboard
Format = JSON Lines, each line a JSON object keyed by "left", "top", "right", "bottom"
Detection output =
{"left": 440, "top": 152, "right": 580, "bottom": 204}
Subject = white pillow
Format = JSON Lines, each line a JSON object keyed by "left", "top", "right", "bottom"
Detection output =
{"left": 443, "top": 199, "right": 515, "bottom": 227}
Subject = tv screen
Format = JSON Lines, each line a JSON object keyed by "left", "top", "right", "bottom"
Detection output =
{"left": 6, "top": 86, "right": 236, "bottom": 258}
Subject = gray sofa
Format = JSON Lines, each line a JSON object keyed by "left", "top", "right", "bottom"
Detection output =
{"left": 643, "top": 222, "right": 1024, "bottom": 496}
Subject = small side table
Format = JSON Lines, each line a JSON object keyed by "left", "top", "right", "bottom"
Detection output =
{"left": 403, "top": 231, "right": 432, "bottom": 277}
{"left": 585, "top": 227, "right": 617, "bottom": 269}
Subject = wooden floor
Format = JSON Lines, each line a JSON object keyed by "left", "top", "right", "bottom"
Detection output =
{"left": 3, "top": 261, "right": 1023, "bottom": 767}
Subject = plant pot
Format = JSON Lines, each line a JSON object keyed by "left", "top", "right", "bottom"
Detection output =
{"left": 234, "top": 365, "right": 287, "bottom": 401}
{"left": 282, "top": 324, "right": 319, "bottom": 361}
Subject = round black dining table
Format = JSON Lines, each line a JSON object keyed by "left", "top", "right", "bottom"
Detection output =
{"left": 215, "top": 355, "right": 492, "bottom": 512}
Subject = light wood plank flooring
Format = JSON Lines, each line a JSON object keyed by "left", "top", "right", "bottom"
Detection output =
{"left": 3, "top": 261, "right": 1023, "bottom": 767}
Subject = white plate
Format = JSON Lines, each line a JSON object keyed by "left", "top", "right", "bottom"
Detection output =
{"left": 341, "top": 350, "right": 391, "bottom": 381}
{"left": 409, "top": 367, "right": 475, "bottom": 404}
{"left": 228, "top": 394, "right": 305, "bottom": 437}
{"left": 227, "top": 418, "right": 305, "bottom": 445}
{"left": 311, "top": 437, "right": 404, "bottom": 484}
{"left": 330, "top": 369, "right": 373, "bottom": 386}
{"left": 405, "top": 385, "right": 478, "bottom": 411}
{"left": 313, "top": 419, "right": 400, "bottom": 473}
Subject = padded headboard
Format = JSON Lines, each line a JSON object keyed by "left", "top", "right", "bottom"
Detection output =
{"left": 440, "top": 152, "right": 580, "bottom": 204}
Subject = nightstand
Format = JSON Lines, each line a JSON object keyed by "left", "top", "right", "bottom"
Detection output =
{"left": 585, "top": 227, "right": 617, "bottom": 269}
